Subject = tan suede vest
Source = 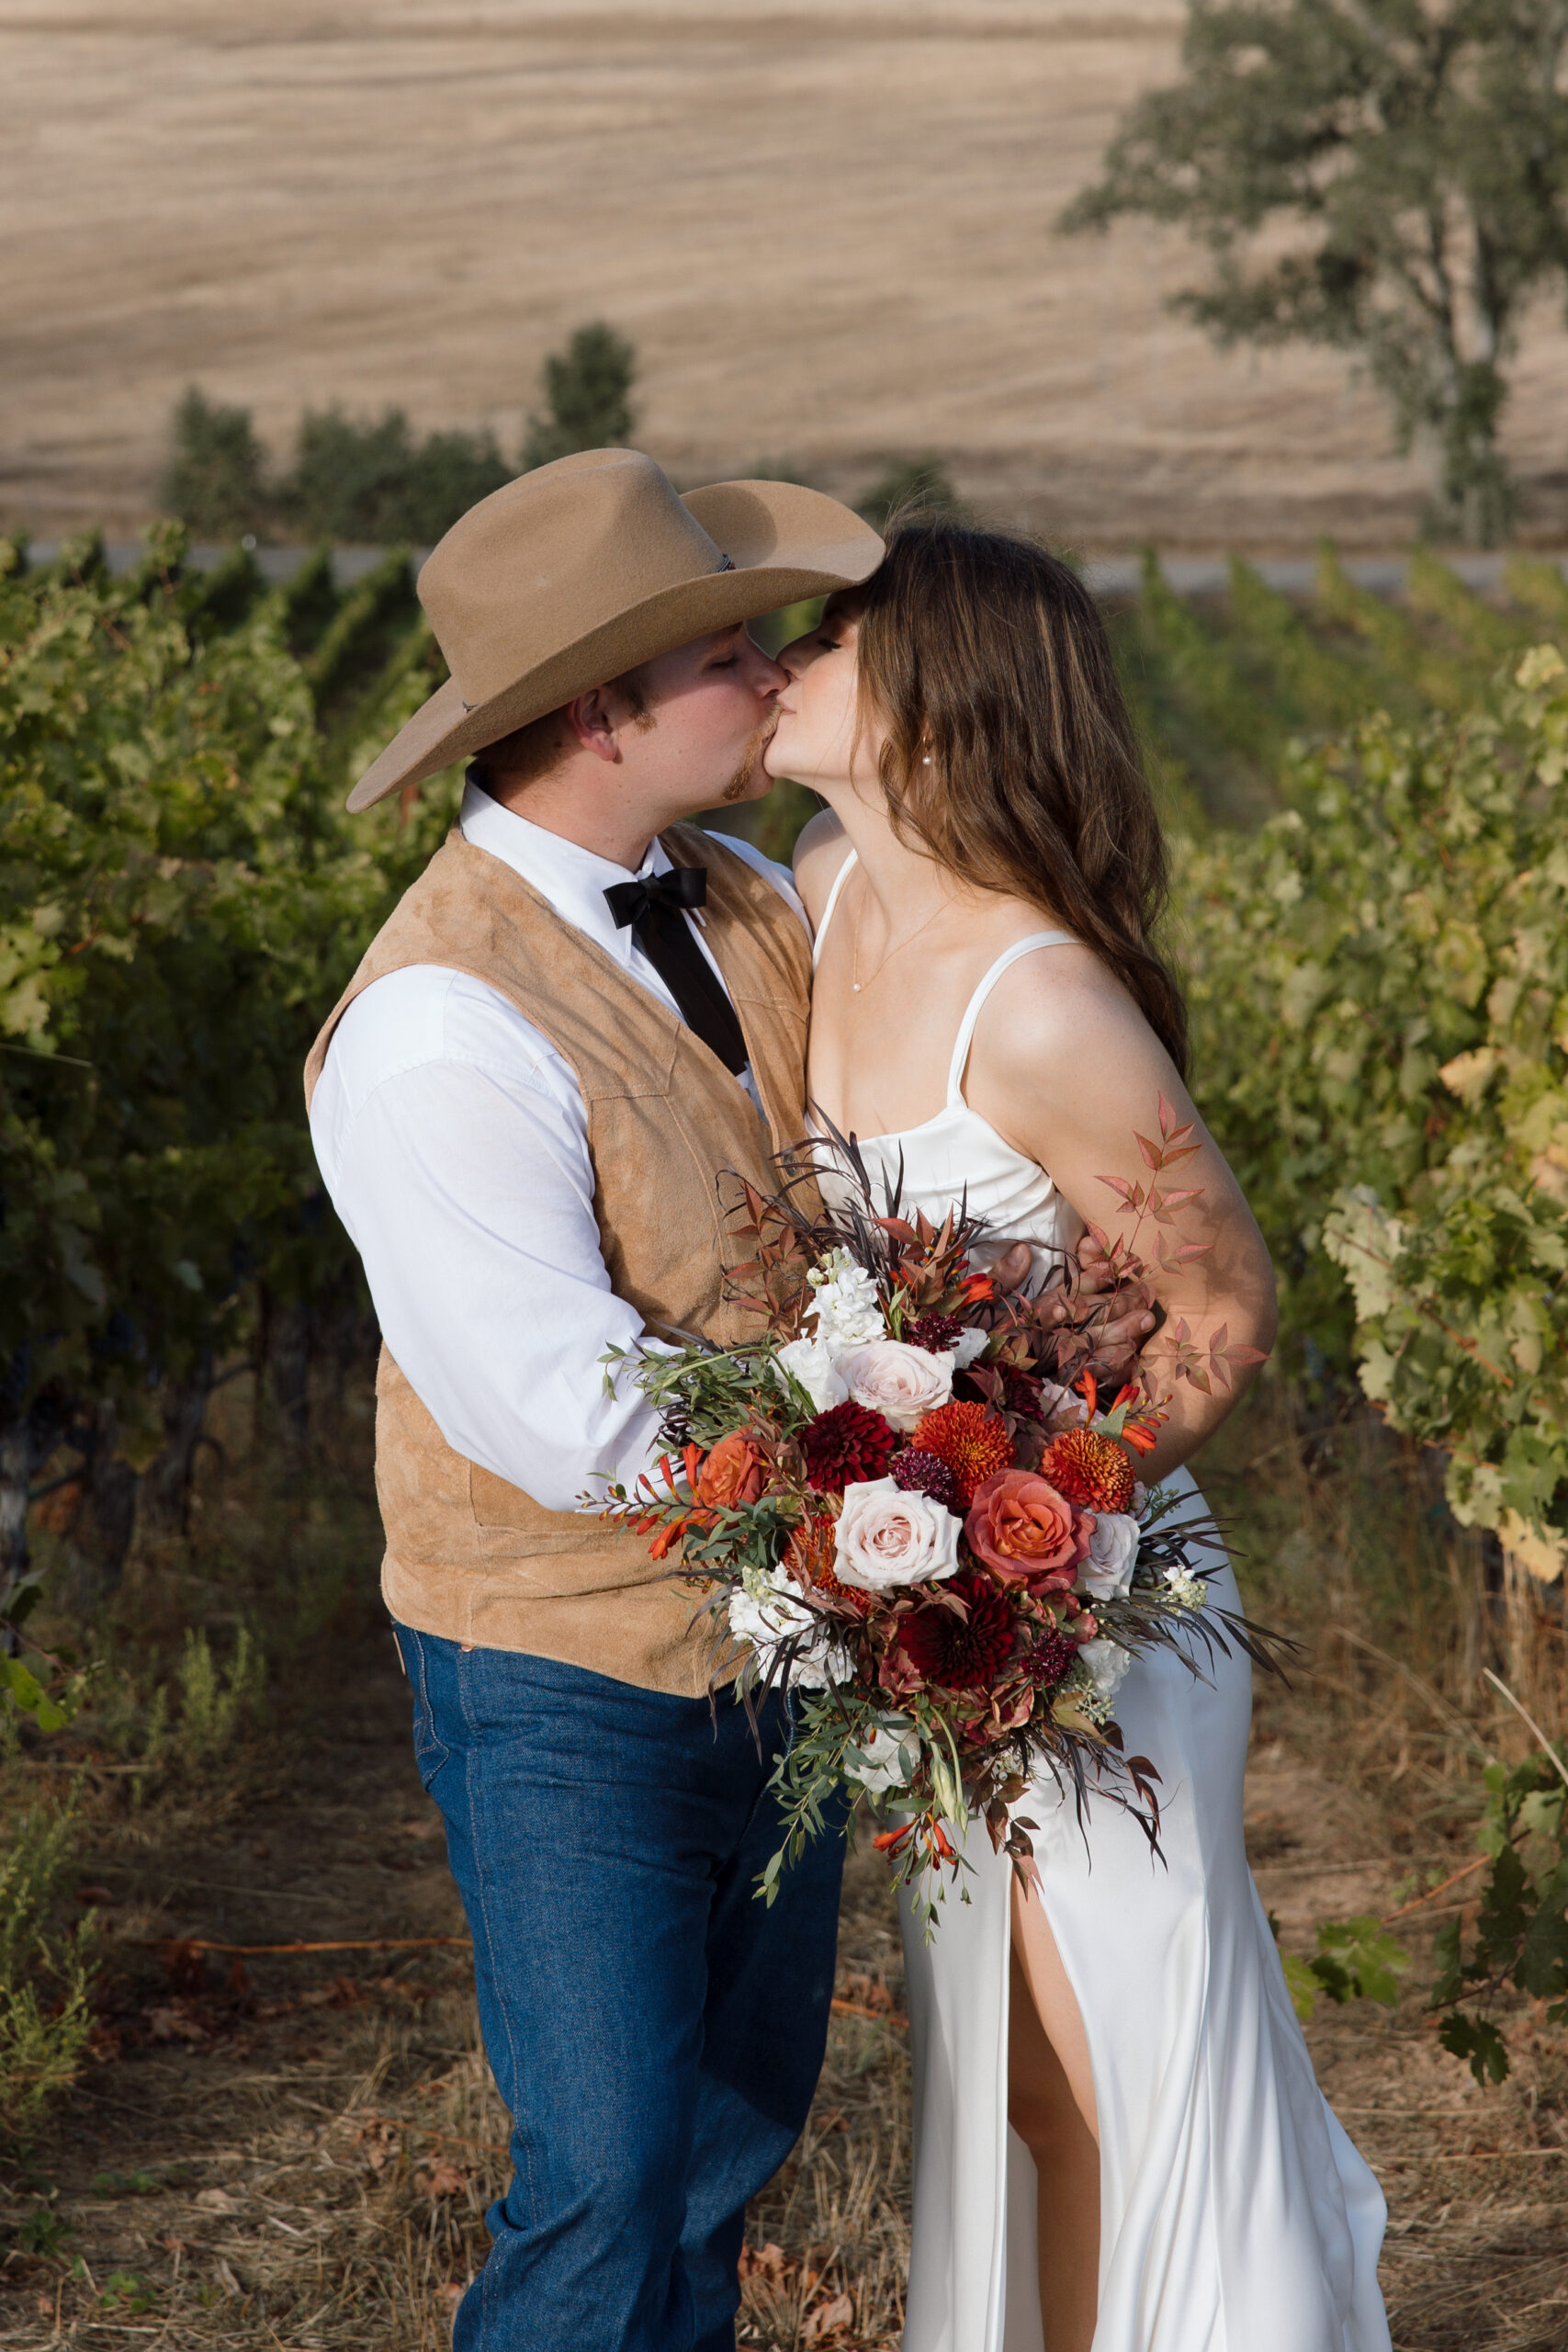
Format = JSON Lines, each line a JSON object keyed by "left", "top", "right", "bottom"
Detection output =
{"left": 304, "top": 824, "right": 811, "bottom": 1697}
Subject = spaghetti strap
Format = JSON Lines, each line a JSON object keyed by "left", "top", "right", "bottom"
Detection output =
{"left": 810, "top": 848, "right": 859, "bottom": 969}
{"left": 945, "top": 930, "right": 1077, "bottom": 1106}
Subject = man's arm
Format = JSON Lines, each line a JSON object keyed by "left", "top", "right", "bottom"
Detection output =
{"left": 310, "top": 967, "right": 666, "bottom": 1514}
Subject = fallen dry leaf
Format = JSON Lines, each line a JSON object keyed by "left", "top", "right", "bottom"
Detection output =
{"left": 146, "top": 1999, "right": 209, "bottom": 2044}
{"left": 801, "top": 2289, "right": 855, "bottom": 2344}
{"left": 414, "top": 2160, "right": 468, "bottom": 2199}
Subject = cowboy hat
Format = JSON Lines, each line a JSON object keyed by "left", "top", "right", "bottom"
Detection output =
{"left": 345, "top": 447, "right": 885, "bottom": 810}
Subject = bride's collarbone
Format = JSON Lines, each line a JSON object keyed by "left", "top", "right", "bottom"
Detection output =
{"left": 808, "top": 985, "right": 964, "bottom": 1133}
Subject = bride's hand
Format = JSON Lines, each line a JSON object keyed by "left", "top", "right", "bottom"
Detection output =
{"left": 991, "top": 1236, "right": 1156, "bottom": 1368}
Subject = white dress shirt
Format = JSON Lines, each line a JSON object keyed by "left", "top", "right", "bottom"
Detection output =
{"left": 310, "top": 781, "right": 806, "bottom": 1513}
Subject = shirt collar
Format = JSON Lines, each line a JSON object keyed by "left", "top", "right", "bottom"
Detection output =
{"left": 458, "top": 778, "right": 671, "bottom": 961}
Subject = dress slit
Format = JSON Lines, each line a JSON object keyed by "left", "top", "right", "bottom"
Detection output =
{"left": 896, "top": 1476, "right": 1391, "bottom": 2352}
{"left": 804, "top": 988, "right": 1391, "bottom": 2351}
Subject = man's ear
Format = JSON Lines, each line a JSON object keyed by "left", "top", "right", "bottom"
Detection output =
{"left": 563, "top": 685, "right": 621, "bottom": 764}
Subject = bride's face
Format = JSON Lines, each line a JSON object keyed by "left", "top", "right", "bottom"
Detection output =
{"left": 764, "top": 598, "right": 886, "bottom": 797}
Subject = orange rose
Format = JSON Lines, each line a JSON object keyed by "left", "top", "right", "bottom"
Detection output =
{"left": 964, "top": 1468, "right": 1091, "bottom": 1590}
{"left": 696, "top": 1433, "right": 765, "bottom": 1509}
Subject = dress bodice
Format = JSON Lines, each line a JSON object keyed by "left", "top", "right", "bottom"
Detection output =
{"left": 807, "top": 852, "right": 1086, "bottom": 1288}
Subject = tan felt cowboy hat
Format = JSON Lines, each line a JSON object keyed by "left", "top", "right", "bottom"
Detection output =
{"left": 346, "top": 447, "right": 886, "bottom": 810}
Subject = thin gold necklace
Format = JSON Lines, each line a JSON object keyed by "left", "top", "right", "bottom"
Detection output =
{"left": 851, "top": 880, "right": 946, "bottom": 994}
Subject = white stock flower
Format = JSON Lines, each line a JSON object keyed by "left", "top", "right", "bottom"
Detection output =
{"left": 834, "top": 1476, "right": 963, "bottom": 1590}
{"left": 807, "top": 1251, "right": 886, "bottom": 1351}
{"left": 834, "top": 1340, "right": 954, "bottom": 1433}
{"left": 951, "top": 1327, "right": 989, "bottom": 1370}
{"left": 728, "top": 1569, "right": 844, "bottom": 1689}
{"left": 1164, "top": 1563, "right": 1207, "bottom": 1611}
{"left": 774, "top": 1336, "right": 850, "bottom": 1414}
{"left": 844, "top": 1719, "right": 917, "bottom": 1792}
{"left": 1077, "top": 1636, "right": 1133, "bottom": 1708}
{"left": 1077, "top": 1511, "right": 1141, "bottom": 1601}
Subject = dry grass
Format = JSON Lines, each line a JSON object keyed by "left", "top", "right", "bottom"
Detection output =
{"left": 2, "top": 1370, "right": 1566, "bottom": 2349}
{"left": 6, "top": 2, "right": 1568, "bottom": 548}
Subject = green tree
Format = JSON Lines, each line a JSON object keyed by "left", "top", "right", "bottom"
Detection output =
{"left": 855, "top": 457, "right": 960, "bottom": 532}
{"left": 157, "top": 388, "right": 269, "bottom": 540}
{"left": 283, "top": 408, "right": 510, "bottom": 544}
{"left": 1061, "top": 2, "right": 1568, "bottom": 546}
{"left": 522, "top": 322, "right": 638, "bottom": 469}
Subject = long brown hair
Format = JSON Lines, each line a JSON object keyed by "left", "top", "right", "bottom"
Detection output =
{"left": 850, "top": 519, "right": 1189, "bottom": 1074}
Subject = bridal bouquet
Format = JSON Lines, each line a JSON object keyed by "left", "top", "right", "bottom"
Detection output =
{"left": 597, "top": 1102, "right": 1272, "bottom": 1922}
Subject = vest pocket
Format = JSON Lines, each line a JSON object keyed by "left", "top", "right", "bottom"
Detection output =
{"left": 467, "top": 1464, "right": 676, "bottom": 1590}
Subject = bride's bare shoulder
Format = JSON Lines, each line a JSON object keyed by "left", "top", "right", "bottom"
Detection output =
{"left": 792, "top": 809, "right": 851, "bottom": 928}
{"left": 972, "top": 937, "right": 1177, "bottom": 1110}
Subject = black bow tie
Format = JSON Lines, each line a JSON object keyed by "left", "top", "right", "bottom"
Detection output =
{"left": 602, "top": 865, "right": 709, "bottom": 930}
{"left": 604, "top": 864, "right": 750, "bottom": 1078}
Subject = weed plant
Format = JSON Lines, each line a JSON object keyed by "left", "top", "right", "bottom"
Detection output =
{"left": 0, "top": 1792, "right": 96, "bottom": 2145}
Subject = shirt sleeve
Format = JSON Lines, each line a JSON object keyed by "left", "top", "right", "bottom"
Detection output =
{"left": 310, "top": 969, "right": 667, "bottom": 1514}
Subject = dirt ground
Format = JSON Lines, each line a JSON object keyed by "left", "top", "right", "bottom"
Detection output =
{"left": 4, "top": 1602, "right": 1565, "bottom": 2344}
{"left": 6, "top": 0, "right": 1568, "bottom": 549}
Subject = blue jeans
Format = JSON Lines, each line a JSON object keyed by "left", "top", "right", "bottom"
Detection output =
{"left": 395, "top": 1628, "right": 847, "bottom": 2352}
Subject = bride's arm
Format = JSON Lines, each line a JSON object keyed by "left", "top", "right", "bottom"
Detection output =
{"left": 965, "top": 947, "right": 1277, "bottom": 1483}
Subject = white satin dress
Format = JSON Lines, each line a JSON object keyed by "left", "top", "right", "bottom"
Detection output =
{"left": 810, "top": 855, "right": 1391, "bottom": 2352}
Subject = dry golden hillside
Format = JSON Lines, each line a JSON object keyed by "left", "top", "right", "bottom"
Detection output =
{"left": 3, "top": 0, "right": 1566, "bottom": 545}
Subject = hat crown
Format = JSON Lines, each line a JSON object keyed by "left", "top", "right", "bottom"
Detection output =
{"left": 420, "top": 449, "right": 727, "bottom": 707}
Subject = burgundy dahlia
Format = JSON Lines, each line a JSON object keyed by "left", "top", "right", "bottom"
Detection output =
{"left": 897, "top": 1572, "right": 1018, "bottom": 1691}
{"left": 801, "top": 1400, "right": 897, "bottom": 1496}
{"left": 1030, "top": 1627, "right": 1079, "bottom": 1693}
{"left": 1000, "top": 1364, "right": 1044, "bottom": 1418}
{"left": 890, "top": 1447, "right": 960, "bottom": 1511}
{"left": 906, "top": 1310, "right": 964, "bottom": 1354}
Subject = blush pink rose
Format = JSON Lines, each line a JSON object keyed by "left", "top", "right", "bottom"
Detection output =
{"left": 834, "top": 1340, "right": 955, "bottom": 1434}
{"left": 834, "top": 1477, "right": 963, "bottom": 1590}
{"left": 964, "top": 1468, "right": 1093, "bottom": 1589}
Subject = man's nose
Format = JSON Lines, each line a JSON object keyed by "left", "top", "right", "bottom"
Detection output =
{"left": 750, "top": 648, "right": 789, "bottom": 697}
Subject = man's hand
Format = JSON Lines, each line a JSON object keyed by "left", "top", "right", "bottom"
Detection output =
{"left": 991, "top": 1235, "right": 1156, "bottom": 1369}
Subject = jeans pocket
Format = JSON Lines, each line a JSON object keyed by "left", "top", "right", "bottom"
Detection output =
{"left": 399, "top": 1629, "right": 451, "bottom": 1792}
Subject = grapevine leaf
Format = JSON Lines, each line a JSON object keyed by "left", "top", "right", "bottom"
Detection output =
{"left": 1438, "top": 2011, "right": 1511, "bottom": 2087}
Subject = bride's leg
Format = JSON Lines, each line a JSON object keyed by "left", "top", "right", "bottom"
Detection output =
{"left": 1009, "top": 1877, "right": 1099, "bottom": 2352}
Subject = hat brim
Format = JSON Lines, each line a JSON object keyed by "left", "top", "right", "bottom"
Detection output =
{"left": 346, "top": 480, "right": 882, "bottom": 812}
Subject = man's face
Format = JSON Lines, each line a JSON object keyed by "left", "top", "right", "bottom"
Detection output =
{"left": 624, "top": 625, "right": 788, "bottom": 811}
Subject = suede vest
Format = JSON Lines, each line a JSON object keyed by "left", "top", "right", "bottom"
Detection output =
{"left": 304, "top": 824, "right": 810, "bottom": 1697}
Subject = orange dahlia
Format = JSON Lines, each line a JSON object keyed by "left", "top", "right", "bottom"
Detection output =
{"left": 912, "top": 1401, "right": 1013, "bottom": 1509}
{"left": 1038, "top": 1426, "right": 1135, "bottom": 1513}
